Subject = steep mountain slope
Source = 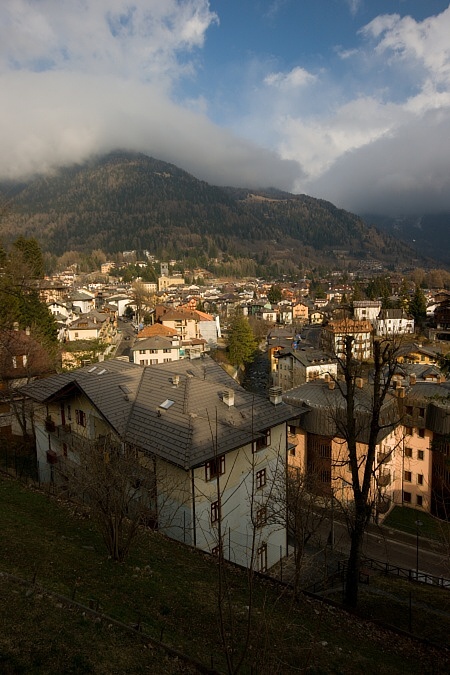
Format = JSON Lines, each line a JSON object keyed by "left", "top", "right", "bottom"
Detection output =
{"left": 0, "top": 151, "right": 418, "bottom": 268}
{"left": 363, "top": 213, "right": 450, "bottom": 266}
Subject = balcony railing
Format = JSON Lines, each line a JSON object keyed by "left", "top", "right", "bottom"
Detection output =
{"left": 377, "top": 472, "right": 391, "bottom": 487}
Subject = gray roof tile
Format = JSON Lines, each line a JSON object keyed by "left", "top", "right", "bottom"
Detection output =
{"left": 23, "top": 356, "right": 297, "bottom": 469}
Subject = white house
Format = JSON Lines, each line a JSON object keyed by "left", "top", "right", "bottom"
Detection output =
{"left": 353, "top": 300, "right": 382, "bottom": 324}
{"left": 131, "top": 335, "right": 181, "bottom": 366}
{"left": 69, "top": 290, "right": 96, "bottom": 315}
{"left": 375, "top": 309, "right": 414, "bottom": 336}
{"left": 23, "top": 358, "right": 297, "bottom": 571}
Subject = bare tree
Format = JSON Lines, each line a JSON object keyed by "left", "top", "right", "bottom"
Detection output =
{"left": 131, "top": 280, "right": 155, "bottom": 325}
{"left": 332, "top": 334, "right": 402, "bottom": 607}
{"left": 62, "top": 435, "right": 156, "bottom": 561}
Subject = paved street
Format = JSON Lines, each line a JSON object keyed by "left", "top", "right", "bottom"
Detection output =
{"left": 303, "top": 517, "right": 450, "bottom": 583}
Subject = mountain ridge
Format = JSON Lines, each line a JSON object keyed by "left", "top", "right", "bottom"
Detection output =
{"left": 0, "top": 151, "right": 429, "bottom": 271}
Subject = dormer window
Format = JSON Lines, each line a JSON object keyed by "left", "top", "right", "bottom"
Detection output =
{"left": 205, "top": 455, "right": 225, "bottom": 481}
{"left": 253, "top": 429, "right": 271, "bottom": 453}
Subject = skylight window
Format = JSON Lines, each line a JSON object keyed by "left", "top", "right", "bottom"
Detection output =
{"left": 160, "top": 399, "right": 175, "bottom": 410}
{"left": 88, "top": 366, "right": 97, "bottom": 372}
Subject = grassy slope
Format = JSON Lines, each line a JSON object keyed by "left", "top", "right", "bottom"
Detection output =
{"left": 0, "top": 477, "right": 447, "bottom": 674}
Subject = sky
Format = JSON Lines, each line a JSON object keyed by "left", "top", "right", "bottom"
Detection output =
{"left": 1, "top": 0, "right": 450, "bottom": 216}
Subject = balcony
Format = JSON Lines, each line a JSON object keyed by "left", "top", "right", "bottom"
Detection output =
{"left": 375, "top": 496, "right": 391, "bottom": 514}
{"left": 377, "top": 472, "right": 391, "bottom": 487}
{"left": 45, "top": 418, "right": 56, "bottom": 433}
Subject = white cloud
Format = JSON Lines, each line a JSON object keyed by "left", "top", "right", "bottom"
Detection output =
{"left": 0, "top": 0, "right": 218, "bottom": 82}
{"left": 274, "top": 4, "right": 450, "bottom": 213}
{"left": 308, "top": 108, "right": 450, "bottom": 215}
{"left": 0, "top": 0, "right": 301, "bottom": 188}
{"left": 0, "top": 69, "right": 301, "bottom": 188}
{"left": 2, "top": 0, "right": 450, "bottom": 218}
{"left": 361, "top": 6, "right": 450, "bottom": 92}
{"left": 264, "top": 66, "right": 316, "bottom": 90}
{"left": 345, "top": 0, "right": 362, "bottom": 18}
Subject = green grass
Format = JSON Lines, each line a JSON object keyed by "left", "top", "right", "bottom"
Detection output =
{"left": 1, "top": 477, "right": 449, "bottom": 674}
{"left": 384, "top": 505, "right": 450, "bottom": 543}
{"left": 327, "top": 573, "right": 450, "bottom": 647}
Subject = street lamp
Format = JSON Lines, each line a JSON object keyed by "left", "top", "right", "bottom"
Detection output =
{"left": 415, "top": 520, "right": 423, "bottom": 576}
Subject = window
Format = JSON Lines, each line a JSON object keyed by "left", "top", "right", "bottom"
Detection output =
{"left": 405, "top": 427, "right": 413, "bottom": 436}
{"left": 417, "top": 474, "right": 424, "bottom": 485}
{"left": 418, "top": 428, "right": 425, "bottom": 438}
{"left": 404, "top": 470, "right": 412, "bottom": 482}
{"left": 210, "top": 500, "right": 220, "bottom": 523}
{"left": 319, "top": 442, "right": 331, "bottom": 459}
{"left": 418, "top": 449, "right": 424, "bottom": 460}
{"left": 289, "top": 425, "right": 296, "bottom": 434}
{"left": 289, "top": 447, "right": 296, "bottom": 457}
{"left": 75, "top": 332, "right": 79, "bottom": 338}
{"left": 205, "top": 455, "right": 225, "bottom": 481}
{"left": 403, "top": 491, "right": 412, "bottom": 503}
{"left": 417, "top": 495, "right": 423, "bottom": 507}
{"left": 255, "top": 506, "right": 267, "bottom": 528}
{"left": 75, "top": 409, "right": 86, "bottom": 427}
{"left": 418, "top": 407, "right": 425, "bottom": 418}
{"left": 253, "top": 429, "right": 271, "bottom": 453}
{"left": 320, "top": 469, "right": 331, "bottom": 484}
{"left": 405, "top": 447, "right": 413, "bottom": 458}
{"left": 406, "top": 406, "right": 413, "bottom": 415}
{"left": 257, "top": 542, "right": 267, "bottom": 573}
{"left": 139, "top": 349, "right": 146, "bottom": 354}
{"left": 256, "top": 468, "right": 267, "bottom": 489}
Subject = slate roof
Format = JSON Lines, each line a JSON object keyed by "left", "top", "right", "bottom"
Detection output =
{"left": 22, "top": 356, "right": 298, "bottom": 470}
{"left": 278, "top": 348, "right": 336, "bottom": 368}
{"left": 131, "top": 336, "right": 177, "bottom": 351}
{"left": 283, "top": 380, "right": 398, "bottom": 443}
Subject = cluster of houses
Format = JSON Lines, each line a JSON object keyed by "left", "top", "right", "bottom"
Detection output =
{"left": 14, "top": 343, "right": 450, "bottom": 574}
{"left": 1, "top": 264, "right": 450, "bottom": 572}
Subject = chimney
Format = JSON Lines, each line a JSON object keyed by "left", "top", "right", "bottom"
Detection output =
{"left": 324, "top": 373, "right": 330, "bottom": 382}
{"left": 397, "top": 386, "right": 405, "bottom": 398}
{"left": 328, "top": 380, "right": 335, "bottom": 390}
{"left": 172, "top": 375, "right": 180, "bottom": 387}
{"left": 356, "top": 377, "right": 364, "bottom": 389}
{"left": 269, "top": 386, "right": 283, "bottom": 405}
{"left": 223, "top": 389, "right": 235, "bottom": 407}
{"left": 409, "top": 373, "right": 416, "bottom": 386}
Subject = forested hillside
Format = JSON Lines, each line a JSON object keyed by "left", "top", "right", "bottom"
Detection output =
{"left": 0, "top": 151, "right": 418, "bottom": 271}
{"left": 363, "top": 212, "right": 450, "bottom": 266}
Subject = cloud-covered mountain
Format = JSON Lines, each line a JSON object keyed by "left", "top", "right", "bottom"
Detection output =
{"left": 0, "top": 151, "right": 424, "bottom": 272}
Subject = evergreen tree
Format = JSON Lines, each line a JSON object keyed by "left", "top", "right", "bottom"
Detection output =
{"left": 12, "top": 236, "right": 45, "bottom": 278}
{"left": 267, "top": 284, "right": 282, "bottom": 304}
{"left": 0, "top": 239, "right": 58, "bottom": 347}
{"left": 409, "top": 285, "right": 427, "bottom": 326}
{"left": 227, "top": 312, "right": 258, "bottom": 366}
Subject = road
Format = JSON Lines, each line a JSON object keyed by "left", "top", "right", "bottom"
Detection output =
{"left": 317, "top": 519, "right": 450, "bottom": 580}
{"left": 114, "top": 319, "right": 136, "bottom": 360}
